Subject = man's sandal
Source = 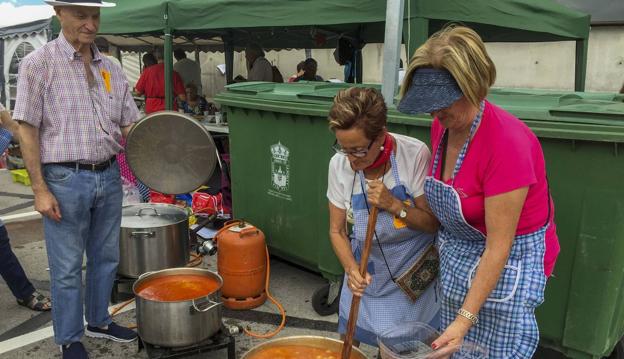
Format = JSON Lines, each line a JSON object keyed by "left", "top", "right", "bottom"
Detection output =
{"left": 17, "top": 291, "right": 52, "bottom": 312}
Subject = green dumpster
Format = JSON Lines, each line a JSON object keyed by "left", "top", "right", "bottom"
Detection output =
{"left": 216, "top": 83, "right": 624, "bottom": 357}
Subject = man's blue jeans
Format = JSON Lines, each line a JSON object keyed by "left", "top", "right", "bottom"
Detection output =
{"left": 42, "top": 162, "right": 122, "bottom": 345}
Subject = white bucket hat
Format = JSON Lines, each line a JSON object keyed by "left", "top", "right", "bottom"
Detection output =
{"left": 45, "top": 0, "right": 116, "bottom": 7}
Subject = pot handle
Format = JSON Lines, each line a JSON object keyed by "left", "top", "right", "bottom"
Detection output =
{"left": 130, "top": 231, "right": 156, "bottom": 238}
{"left": 136, "top": 207, "right": 159, "bottom": 216}
{"left": 191, "top": 297, "right": 222, "bottom": 314}
{"left": 137, "top": 271, "right": 154, "bottom": 281}
{"left": 240, "top": 227, "right": 259, "bottom": 238}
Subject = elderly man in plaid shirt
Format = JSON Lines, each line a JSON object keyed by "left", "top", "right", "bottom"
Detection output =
{"left": 14, "top": 0, "right": 140, "bottom": 358}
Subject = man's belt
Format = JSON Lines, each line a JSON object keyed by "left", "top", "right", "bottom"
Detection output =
{"left": 54, "top": 157, "right": 116, "bottom": 172}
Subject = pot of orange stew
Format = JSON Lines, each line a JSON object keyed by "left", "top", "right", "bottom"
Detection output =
{"left": 133, "top": 267, "right": 223, "bottom": 347}
{"left": 242, "top": 336, "right": 368, "bottom": 359}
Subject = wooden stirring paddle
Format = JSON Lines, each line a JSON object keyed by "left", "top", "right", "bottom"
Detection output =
{"left": 341, "top": 206, "right": 379, "bottom": 359}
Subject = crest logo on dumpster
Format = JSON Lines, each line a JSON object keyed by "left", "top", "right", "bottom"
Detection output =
{"left": 268, "top": 142, "right": 292, "bottom": 201}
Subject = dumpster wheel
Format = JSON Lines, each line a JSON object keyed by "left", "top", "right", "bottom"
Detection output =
{"left": 312, "top": 281, "right": 342, "bottom": 316}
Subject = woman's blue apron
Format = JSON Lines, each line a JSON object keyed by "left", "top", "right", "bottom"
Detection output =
{"left": 338, "top": 150, "right": 440, "bottom": 346}
{"left": 423, "top": 103, "right": 547, "bottom": 358}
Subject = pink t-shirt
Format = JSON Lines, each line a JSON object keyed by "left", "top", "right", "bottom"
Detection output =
{"left": 429, "top": 101, "right": 559, "bottom": 276}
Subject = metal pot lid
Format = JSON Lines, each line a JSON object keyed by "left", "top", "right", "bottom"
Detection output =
{"left": 125, "top": 111, "right": 217, "bottom": 194}
{"left": 121, "top": 204, "right": 188, "bottom": 228}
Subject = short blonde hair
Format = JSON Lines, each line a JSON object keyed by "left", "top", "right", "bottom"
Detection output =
{"left": 328, "top": 87, "right": 387, "bottom": 140}
{"left": 400, "top": 25, "right": 496, "bottom": 108}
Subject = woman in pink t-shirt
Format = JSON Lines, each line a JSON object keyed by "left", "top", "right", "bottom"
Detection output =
{"left": 398, "top": 26, "right": 559, "bottom": 359}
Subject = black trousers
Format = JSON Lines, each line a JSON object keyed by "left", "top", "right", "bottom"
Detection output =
{"left": 0, "top": 225, "right": 36, "bottom": 301}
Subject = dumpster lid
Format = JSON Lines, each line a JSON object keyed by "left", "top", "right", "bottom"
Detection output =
{"left": 218, "top": 82, "right": 624, "bottom": 137}
{"left": 486, "top": 89, "right": 624, "bottom": 126}
{"left": 224, "top": 81, "right": 369, "bottom": 103}
{"left": 548, "top": 99, "right": 624, "bottom": 125}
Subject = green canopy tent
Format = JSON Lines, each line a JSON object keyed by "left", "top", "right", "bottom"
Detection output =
{"left": 62, "top": 0, "right": 588, "bottom": 108}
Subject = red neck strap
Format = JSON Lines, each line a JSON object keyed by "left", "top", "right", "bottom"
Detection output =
{"left": 366, "top": 133, "right": 393, "bottom": 170}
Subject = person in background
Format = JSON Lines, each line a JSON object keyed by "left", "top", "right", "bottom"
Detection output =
{"left": 327, "top": 87, "right": 439, "bottom": 347}
{"left": 173, "top": 48, "right": 202, "bottom": 95}
{"left": 125, "top": 52, "right": 156, "bottom": 203}
{"left": 245, "top": 43, "right": 273, "bottom": 82}
{"left": 179, "top": 83, "right": 212, "bottom": 116}
{"left": 334, "top": 37, "right": 357, "bottom": 83}
{"left": 94, "top": 36, "right": 121, "bottom": 68}
{"left": 141, "top": 52, "right": 157, "bottom": 72}
{"left": 288, "top": 61, "right": 305, "bottom": 83}
{"left": 294, "top": 58, "right": 323, "bottom": 82}
{"left": 397, "top": 59, "right": 405, "bottom": 88}
{"left": 15, "top": 1, "right": 141, "bottom": 357}
{"left": 0, "top": 103, "right": 51, "bottom": 313}
{"left": 135, "top": 48, "right": 186, "bottom": 114}
{"left": 398, "top": 25, "right": 559, "bottom": 358}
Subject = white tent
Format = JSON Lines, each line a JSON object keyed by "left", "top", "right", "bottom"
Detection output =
{"left": 0, "top": 3, "right": 54, "bottom": 109}
{"left": 0, "top": 3, "right": 54, "bottom": 28}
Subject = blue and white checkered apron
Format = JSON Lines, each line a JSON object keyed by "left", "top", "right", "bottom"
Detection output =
{"left": 338, "top": 151, "right": 440, "bottom": 346}
{"left": 0, "top": 128, "right": 12, "bottom": 155}
{"left": 424, "top": 102, "right": 547, "bottom": 358}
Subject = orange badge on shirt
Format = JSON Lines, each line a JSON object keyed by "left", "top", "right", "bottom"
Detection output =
{"left": 101, "top": 69, "right": 111, "bottom": 93}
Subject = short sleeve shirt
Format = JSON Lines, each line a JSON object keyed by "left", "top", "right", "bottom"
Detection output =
{"left": 327, "top": 133, "right": 431, "bottom": 210}
{"left": 135, "top": 63, "right": 186, "bottom": 114}
{"left": 429, "top": 101, "right": 559, "bottom": 275}
{"left": 12, "top": 32, "right": 140, "bottom": 164}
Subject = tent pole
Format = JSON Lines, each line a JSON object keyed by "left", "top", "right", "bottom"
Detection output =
{"left": 574, "top": 39, "right": 587, "bottom": 92}
{"left": 381, "top": 0, "right": 404, "bottom": 106}
{"left": 354, "top": 42, "right": 363, "bottom": 84}
{"left": 0, "top": 38, "right": 5, "bottom": 107}
{"left": 403, "top": 8, "right": 428, "bottom": 63}
{"left": 164, "top": 26, "right": 173, "bottom": 110}
{"left": 224, "top": 36, "right": 234, "bottom": 85}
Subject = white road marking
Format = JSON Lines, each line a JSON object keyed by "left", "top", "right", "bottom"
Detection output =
{"left": 0, "top": 211, "right": 41, "bottom": 223}
{"left": 0, "top": 301, "right": 136, "bottom": 354}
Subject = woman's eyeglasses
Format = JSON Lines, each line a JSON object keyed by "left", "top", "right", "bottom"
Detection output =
{"left": 332, "top": 139, "right": 374, "bottom": 158}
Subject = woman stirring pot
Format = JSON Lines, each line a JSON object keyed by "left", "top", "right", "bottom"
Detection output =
{"left": 327, "top": 87, "right": 440, "bottom": 347}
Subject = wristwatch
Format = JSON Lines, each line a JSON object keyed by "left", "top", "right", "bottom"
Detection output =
{"left": 398, "top": 207, "right": 408, "bottom": 219}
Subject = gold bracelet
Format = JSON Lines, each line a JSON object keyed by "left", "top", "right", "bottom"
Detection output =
{"left": 457, "top": 308, "right": 479, "bottom": 325}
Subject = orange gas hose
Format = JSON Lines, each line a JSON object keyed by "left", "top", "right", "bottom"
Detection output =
{"left": 187, "top": 253, "right": 203, "bottom": 267}
{"left": 110, "top": 298, "right": 137, "bottom": 329}
{"left": 242, "top": 245, "right": 286, "bottom": 338}
{"left": 111, "top": 298, "right": 134, "bottom": 316}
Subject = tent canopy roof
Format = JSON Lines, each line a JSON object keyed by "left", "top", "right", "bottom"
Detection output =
{"left": 83, "top": 0, "right": 589, "bottom": 51}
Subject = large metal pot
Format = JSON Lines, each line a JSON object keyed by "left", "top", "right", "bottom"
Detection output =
{"left": 119, "top": 204, "right": 189, "bottom": 278}
{"left": 241, "top": 336, "right": 368, "bottom": 359}
{"left": 133, "top": 268, "right": 223, "bottom": 347}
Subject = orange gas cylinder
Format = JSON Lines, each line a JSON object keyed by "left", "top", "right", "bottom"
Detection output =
{"left": 216, "top": 221, "right": 268, "bottom": 310}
